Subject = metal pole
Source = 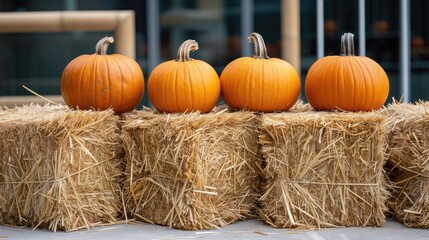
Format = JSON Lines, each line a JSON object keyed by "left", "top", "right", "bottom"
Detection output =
{"left": 358, "top": 0, "right": 366, "bottom": 56}
{"left": 65, "top": 0, "right": 77, "bottom": 10}
{"left": 241, "top": 0, "right": 253, "bottom": 56}
{"left": 400, "top": 0, "right": 410, "bottom": 103}
{"left": 147, "top": 0, "right": 160, "bottom": 72}
{"left": 316, "top": 0, "right": 324, "bottom": 59}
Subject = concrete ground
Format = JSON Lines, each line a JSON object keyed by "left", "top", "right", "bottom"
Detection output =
{"left": 0, "top": 218, "right": 428, "bottom": 240}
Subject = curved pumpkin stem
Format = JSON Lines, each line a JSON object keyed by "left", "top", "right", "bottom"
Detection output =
{"left": 340, "top": 33, "right": 355, "bottom": 56}
{"left": 95, "top": 36, "right": 114, "bottom": 55}
{"left": 247, "top": 32, "right": 269, "bottom": 59}
{"left": 176, "top": 40, "right": 199, "bottom": 62}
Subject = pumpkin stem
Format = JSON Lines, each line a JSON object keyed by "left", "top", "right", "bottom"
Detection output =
{"left": 176, "top": 40, "right": 199, "bottom": 62}
{"left": 247, "top": 32, "right": 269, "bottom": 59}
{"left": 340, "top": 33, "right": 355, "bottom": 56}
{"left": 95, "top": 36, "right": 114, "bottom": 55}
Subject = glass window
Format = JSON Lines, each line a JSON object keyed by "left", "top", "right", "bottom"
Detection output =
{"left": 410, "top": 0, "right": 429, "bottom": 102}
{"left": 0, "top": 0, "right": 428, "bottom": 107}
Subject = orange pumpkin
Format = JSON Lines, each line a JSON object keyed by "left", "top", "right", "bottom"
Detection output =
{"left": 220, "top": 32, "right": 301, "bottom": 112}
{"left": 147, "top": 39, "right": 220, "bottom": 113}
{"left": 305, "top": 33, "right": 389, "bottom": 111}
{"left": 61, "top": 36, "right": 144, "bottom": 114}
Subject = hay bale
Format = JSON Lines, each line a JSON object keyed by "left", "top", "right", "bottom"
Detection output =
{"left": 0, "top": 105, "right": 123, "bottom": 231}
{"left": 121, "top": 109, "right": 261, "bottom": 230}
{"left": 259, "top": 110, "right": 388, "bottom": 228}
{"left": 383, "top": 102, "right": 429, "bottom": 228}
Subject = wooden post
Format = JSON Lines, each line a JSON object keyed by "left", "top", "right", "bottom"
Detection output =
{"left": 115, "top": 11, "right": 136, "bottom": 59}
{"left": 281, "top": 0, "right": 300, "bottom": 77}
{"left": 0, "top": 11, "right": 135, "bottom": 58}
{"left": 0, "top": 10, "right": 136, "bottom": 106}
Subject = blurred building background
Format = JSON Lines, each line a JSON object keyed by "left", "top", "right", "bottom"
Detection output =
{"left": 0, "top": 0, "right": 428, "bottom": 106}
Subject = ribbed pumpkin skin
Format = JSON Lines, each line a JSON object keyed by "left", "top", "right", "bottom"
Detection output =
{"left": 305, "top": 34, "right": 389, "bottom": 111}
{"left": 220, "top": 57, "right": 300, "bottom": 112}
{"left": 147, "top": 40, "right": 220, "bottom": 113}
{"left": 61, "top": 38, "right": 144, "bottom": 114}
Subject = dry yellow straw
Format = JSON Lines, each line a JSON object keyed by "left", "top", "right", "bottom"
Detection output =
{"left": 383, "top": 101, "right": 429, "bottom": 228}
{"left": 259, "top": 109, "right": 388, "bottom": 228}
{"left": 121, "top": 107, "right": 262, "bottom": 230}
{"left": 0, "top": 105, "right": 123, "bottom": 231}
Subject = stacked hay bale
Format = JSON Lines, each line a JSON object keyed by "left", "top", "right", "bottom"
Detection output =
{"left": 121, "top": 109, "right": 261, "bottom": 230}
{"left": 0, "top": 105, "right": 123, "bottom": 231}
{"left": 259, "top": 109, "right": 389, "bottom": 228}
{"left": 384, "top": 102, "right": 429, "bottom": 228}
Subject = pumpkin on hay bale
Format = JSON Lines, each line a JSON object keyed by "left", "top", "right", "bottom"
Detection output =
{"left": 121, "top": 108, "right": 262, "bottom": 230}
{"left": 383, "top": 102, "right": 429, "bottom": 228}
{"left": 305, "top": 33, "right": 389, "bottom": 112}
{"left": 259, "top": 109, "right": 389, "bottom": 228}
{"left": 0, "top": 105, "right": 123, "bottom": 232}
{"left": 61, "top": 36, "right": 144, "bottom": 114}
{"left": 147, "top": 39, "right": 220, "bottom": 113}
{"left": 220, "top": 32, "right": 301, "bottom": 112}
